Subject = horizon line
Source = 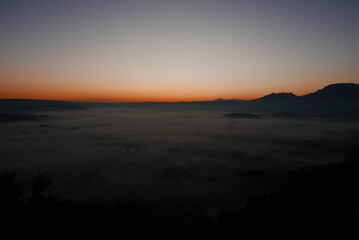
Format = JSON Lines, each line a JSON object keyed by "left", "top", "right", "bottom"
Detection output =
{"left": 1, "top": 82, "right": 356, "bottom": 103}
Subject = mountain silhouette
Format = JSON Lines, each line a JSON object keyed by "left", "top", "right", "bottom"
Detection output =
{"left": 301, "top": 83, "right": 359, "bottom": 100}
{"left": 251, "top": 83, "right": 359, "bottom": 102}
{"left": 230, "top": 83, "right": 359, "bottom": 117}
{"left": 254, "top": 92, "right": 298, "bottom": 102}
{"left": 1, "top": 83, "right": 358, "bottom": 117}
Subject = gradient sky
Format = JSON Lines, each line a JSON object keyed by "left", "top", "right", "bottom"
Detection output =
{"left": 0, "top": 0, "right": 358, "bottom": 101}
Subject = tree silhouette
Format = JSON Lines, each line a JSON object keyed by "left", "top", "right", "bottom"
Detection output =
{"left": 29, "top": 172, "right": 56, "bottom": 205}
{"left": 0, "top": 170, "right": 21, "bottom": 207}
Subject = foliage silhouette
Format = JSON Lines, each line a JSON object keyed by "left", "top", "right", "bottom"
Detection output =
{"left": 0, "top": 155, "right": 358, "bottom": 239}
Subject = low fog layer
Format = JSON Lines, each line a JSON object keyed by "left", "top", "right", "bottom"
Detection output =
{"left": 1, "top": 108, "right": 358, "bottom": 211}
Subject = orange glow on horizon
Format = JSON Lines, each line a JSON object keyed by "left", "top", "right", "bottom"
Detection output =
{"left": 1, "top": 70, "right": 358, "bottom": 102}
{"left": 0, "top": 88, "right": 324, "bottom": 102}
{"left": 0, "top": 84, "right": 269, "bottom": 102}
{"left": 0, "top": 90, "right": 261, "bottom": 102}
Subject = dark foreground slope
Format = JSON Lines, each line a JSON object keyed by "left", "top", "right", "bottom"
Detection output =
{"left": 1, "top": 154, "right": 358, "bottom": 239}
{"left": 216, "top": 156, "right": 359, "bottom": 239}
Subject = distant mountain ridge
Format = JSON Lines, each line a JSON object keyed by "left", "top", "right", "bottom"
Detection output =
{"left": 253, "top": 83, "right": 359, "bottom": 101}
{"left": 184, "top": 83, "right": 358, "bottom": 104}
{"left": 246, "top": 83, "right": 359, "bottom": 117}
{"left": 211, "top": 98, "right": 244, "bottom": 102}
{"left": 1, "top": 83, "right": 358, "bottom": 117}
{"left": 255, "top": 92, "right": 298, "bottom": 101}
{"left": 0, "top": 113, "right": 51, "bottom": 122}
{"left": 0, "top": 99, "right": 84, "bottom": 112}
{"left": 301, "top": 83, "right": 359, "bottom": 100}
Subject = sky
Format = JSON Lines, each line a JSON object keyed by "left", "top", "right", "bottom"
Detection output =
{"left": 0, "top": 0, "right": 358, "bottom": 102}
